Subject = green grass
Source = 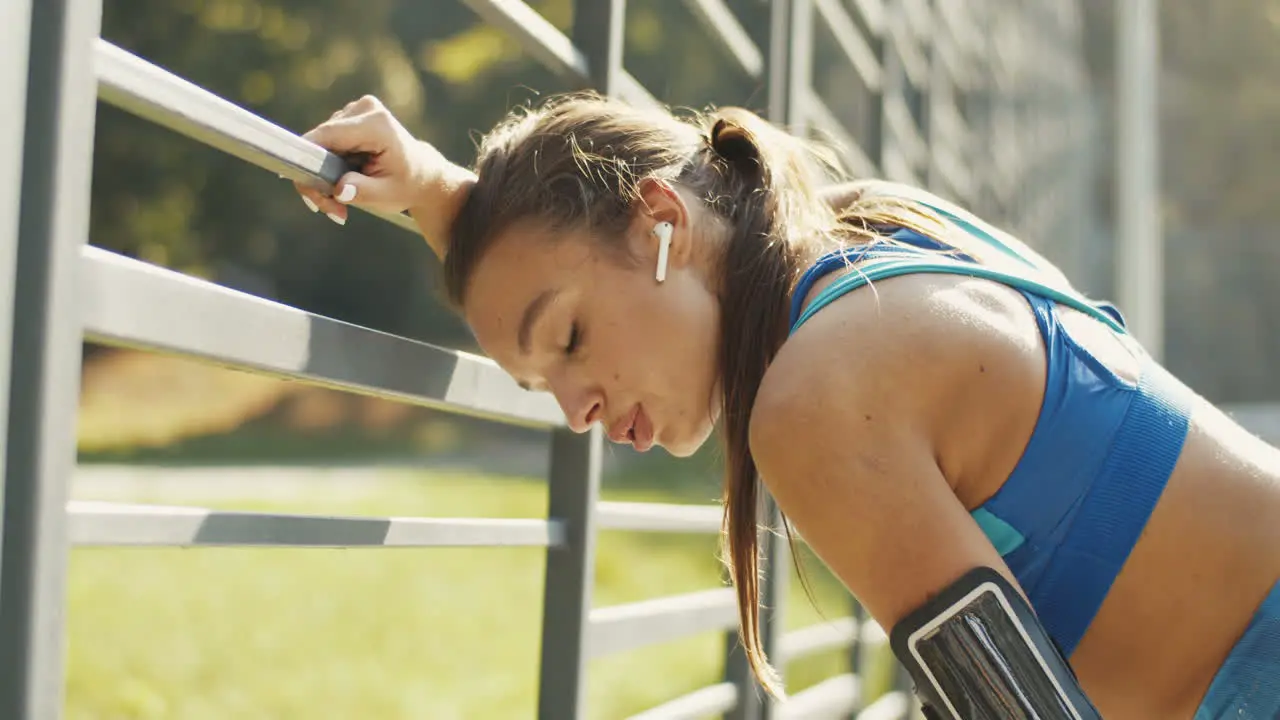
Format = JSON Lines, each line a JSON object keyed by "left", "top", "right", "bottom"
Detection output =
{"left": 66, "top": 470, "right": 890, "bottom": 719}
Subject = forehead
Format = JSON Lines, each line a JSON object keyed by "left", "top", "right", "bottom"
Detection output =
{"left": 461, "top": 225, "right": 600, "bottom": 362}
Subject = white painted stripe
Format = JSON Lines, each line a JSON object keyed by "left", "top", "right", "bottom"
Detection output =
{"left": 626, "top": 682, "right": 738, "bottom": 720}
{"left": 596, "top": 501, "right": 722, "bottom": 533}
{"left": 779, "top": 674, "right": 861, "bottom": 719}
{"left": 588, "top": 588, "right": 737, "bottom": 658}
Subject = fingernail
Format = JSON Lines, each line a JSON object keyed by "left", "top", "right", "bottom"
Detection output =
{"left": 327, "top": 213, "right": 346, "bottom": 226}
{"left": 336, "top": 184, "right": 357, "bottom": 203}
{"left": 302, "top": 196, "right": 319, "bottom": 213}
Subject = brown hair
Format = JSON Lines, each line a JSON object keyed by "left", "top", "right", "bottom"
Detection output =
{"left": 444, "top": 92, "right": 934, "bottom": 695}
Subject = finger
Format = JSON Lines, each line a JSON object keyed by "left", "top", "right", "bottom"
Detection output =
{"left": 345, "top": 95, "right": 383, "bottom": 115}
{"left": 332, "top": 171, "right": 400, "bottom": 211}
{"left": 302, "top": 112, "right": 388, "bottom": 156}
{"left": 293, "top": 181, "right": 348, "bottom": 226}
{"left": 327, "top": 95, "right": 380, "bottom": 122}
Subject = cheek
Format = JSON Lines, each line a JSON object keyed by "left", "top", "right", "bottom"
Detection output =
{"left": 637, "top": 280, "right": 720, "bottom": 389}
{"left": 590, "top": 267, "right": 719, "bottom": 395}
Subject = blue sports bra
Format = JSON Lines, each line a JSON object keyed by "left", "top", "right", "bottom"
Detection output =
{"left": 787, "top": 199, "right": 1194, "bottom": 658}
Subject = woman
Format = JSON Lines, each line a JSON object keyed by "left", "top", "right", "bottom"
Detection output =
{"left": 294, "top": 93, "right": 1280, "bottom": 719}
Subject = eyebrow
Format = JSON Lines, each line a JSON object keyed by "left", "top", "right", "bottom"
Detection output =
{"left": 518, "top": 288, "right": 558, "bottom": 356}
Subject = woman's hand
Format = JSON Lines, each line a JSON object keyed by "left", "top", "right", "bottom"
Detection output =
{"left": 295, "top": 95, "right": 474, "bottom": 259}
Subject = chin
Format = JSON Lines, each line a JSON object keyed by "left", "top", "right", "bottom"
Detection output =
{"left": 662, "top": 424, "right": 716, "bottom": 458}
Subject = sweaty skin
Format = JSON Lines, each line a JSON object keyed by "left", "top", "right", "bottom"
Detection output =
{"left": 751, "top": 262, "right": 1280, "bottom": 720}
{"left": 296, "top": 100, "right": 1280, "bottom": 719}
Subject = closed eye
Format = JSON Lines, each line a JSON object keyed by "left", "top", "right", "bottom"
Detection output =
{"left": 564, "top": 321, "right": 582, "bottom": 356}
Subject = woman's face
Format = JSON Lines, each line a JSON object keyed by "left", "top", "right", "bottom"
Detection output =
{"left": 462, "top": 191, "right": 721, "bottom": 457}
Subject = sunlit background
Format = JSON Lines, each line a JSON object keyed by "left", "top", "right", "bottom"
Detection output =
{"left": 51, "top": 0, "right": 1280, "bottom": 717}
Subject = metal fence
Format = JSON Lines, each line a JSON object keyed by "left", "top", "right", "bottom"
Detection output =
{"left": 3, "top": 0, "right": 1101, "bottom": 718}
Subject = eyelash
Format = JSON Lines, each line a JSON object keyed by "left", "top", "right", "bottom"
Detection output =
{"left": 564, "top": 321, "right": 582, "bottom": 356}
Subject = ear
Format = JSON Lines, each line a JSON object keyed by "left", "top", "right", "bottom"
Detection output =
{"left": 632, "top": 177, "right": 693, "bottom": 274}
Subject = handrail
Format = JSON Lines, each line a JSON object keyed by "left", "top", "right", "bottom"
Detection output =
{"left": 80, "top": 246, "right": 566, "bottom": 427}
{"left": 95, "top": 40, "right": 419, "bottom": 234}
{"left": 68, "top": 500, "right": 565, "bottom": 548}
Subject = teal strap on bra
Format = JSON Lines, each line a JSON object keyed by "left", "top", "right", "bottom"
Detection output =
{"left": 862, "top": 182, "right": 1041, "bottom": 272}
{"left": 915, "top": 201, "right": 1038, "bottom": 271}
{"left": 790, "top": 254, "right": 1129, "bottom": 335}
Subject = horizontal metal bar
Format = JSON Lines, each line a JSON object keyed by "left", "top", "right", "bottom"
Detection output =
{"left": 880, "top": 144, "right": 919, "bottom": 187}
{"left": 929, "top": 93, "right": 972, "bottom": 153}
{"left": 616, "top": 73, "right": 662, "bottom": 111}
{"left": 856, "top": 690, "right": 910, "bottom": 720}
{"left": 682, "top": 0, "right": 763, "bottom": 78}
{"left": 931, "top": 28, "right": 973, "bottom": 91}
{"left": 930, "top": 144, "right": 973, "bottom": 203}
{"left": 588, "top": 588, "right": 737, "bottom": 658}
{"left": 93, "top": 40, "right": 418, "bottom": 234}
{"left": 812, "top": 0, "right": 882, "bottom": 91}
{"left": 900, "top": 0, "right": 932, "bottom": 39}
{"left": 884, "top": 22, "right": 930, "bottom": 90}
{"left": 80, "top": 246, "right": 567, "bottom": 428}
{"left": 883, "top": 94, "right": 928, "bottom": 165}
{"left": 778, "top": 673, "right": 861, "bottom": 719}
{"left": 779, "top": 617, "right": 858, "bottom": 661}
{"left": 626, "top": 682, "right": 738, "bottom": 720}
{"left": 804, "top": 89, "right": 878, "bottom": 178}
{"left": 68, "top": 501, "right": 564, "bottom": 547}
{"left": 934, "top": 0, "right": 981, "bottom": 55}
{"left": 460, "top": 0, "right": 660, "bottom": 110}
{"left": 849, "top": 0, "right": 885, "bottom": 35}
{"left": 859, "top": 615, "right": 889, "bottom": 649}
{"left": 460, "top": 0, "right": 587, "bottom": 84}
{"left": 595, "top": 501, "right": 722, "bottom": 533}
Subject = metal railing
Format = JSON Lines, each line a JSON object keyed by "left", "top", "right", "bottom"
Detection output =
{"left": 3, "top": 0, "right": 1101, "bottom": 718}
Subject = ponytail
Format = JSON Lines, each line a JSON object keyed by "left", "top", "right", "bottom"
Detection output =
{"left": 705, "top": 107, "right": 944, "bottom": 697}
{"left": 705, "top": 108, "right": 831, "bottom": 698}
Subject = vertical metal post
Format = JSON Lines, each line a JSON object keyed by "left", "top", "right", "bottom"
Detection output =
{"left": 763, "top": 3, "right": 806, "bottom": 718}
{"left": 878, "top": 0, "right": 908, "bottom": 182}
{"left": 535, "top": 428, "right": 602, "bottom": 719}
{"left": 915, "top": 0, "right": 936, "bottom": 195}
{"left": 846, "top": 602, "right": 867, "bottom": 718}
{"left": 993, "top": 6, "right": 1017, "bottom": 226}
{"left": 924, "top": 0, "right": 941, "bottom": 195}
{"left": 0, "top": 0, "right": 34, "bottom": 564}
{"left": 533, "top": 7, "right": 622, "bottom": 716}
{"left": 758, "top": 517, "right": 790, "bottom": 720}
{"left": 864, "top": 5, "right": 887, "bottom": 180}
{"left": 721, "top": 1, "right": 803, "bottom": 716}
{"left": 772, "top": 0, "right": 811, "bottom": 137}
{"left": 846, "top": 3, "right": 891, "bottom": 715}
{"left": 966, "top": 2, "right": 993, "bottom": 220}
{"left": 722, "top": 618, "right": 761, "bottom": 720}
{"left": 573, "top": 0, "right": 625, "bottom": 96}
{"left": 0, "top": 0, "right": 100, "bottom": 718}
{"left": 1115, "top": 0, "right": 1162, "bottom": 359}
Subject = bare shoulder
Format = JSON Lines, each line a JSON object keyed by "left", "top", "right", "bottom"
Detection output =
{"left": 752, "top": 271, "right": 1044, "bottom": 461}
{"left": 747, "top": 271, "right": 1042, "bottom": 624}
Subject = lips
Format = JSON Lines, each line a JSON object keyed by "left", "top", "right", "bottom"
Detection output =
{"left": 631, "top": 405, "right": 654, "bottom": 452}
{"left": 607, "top": 404, "right": 655, "bottom": 452}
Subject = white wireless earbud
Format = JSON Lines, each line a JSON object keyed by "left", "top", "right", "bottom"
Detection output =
{"left": 653, "top": 221, "right": 673, "bottom": 283}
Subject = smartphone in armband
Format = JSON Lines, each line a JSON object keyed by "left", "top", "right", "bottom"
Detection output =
{"left": 889, "top": 568, "right": 1104, "bottom": 720}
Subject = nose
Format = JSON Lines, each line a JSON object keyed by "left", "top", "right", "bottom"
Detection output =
{"left": 552, "top": 381, "right": 604, "bottom": 434}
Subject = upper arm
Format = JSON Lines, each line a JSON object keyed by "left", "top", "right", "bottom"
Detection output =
{"left": 750, "top": 274, "right": 1035, "bottom": 628}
